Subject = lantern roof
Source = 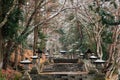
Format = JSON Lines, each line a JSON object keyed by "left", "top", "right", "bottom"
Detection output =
{"left": 20, "top": 59, "right": 31, "bottom": 64}
{"left": 31, "top": 55, "right": 38, "bottom": 59}
{"left": 94, "top": 59, "right": 105, "bottom": 63}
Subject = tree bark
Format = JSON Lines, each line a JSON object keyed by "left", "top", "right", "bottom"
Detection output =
{"left": 33, "top": 0, "right": 39, "bottom": 55}
{"left": 13, "top": 44, "right": 19, "bottom": 70}
{"left": 2, "top": 40, "right": 13, "bottom": 70}
{"left": 0, "top": 29, "right": 3, "bottom": 69}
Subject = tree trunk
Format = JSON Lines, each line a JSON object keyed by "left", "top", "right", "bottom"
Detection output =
{"left": 2, "top": 40, "right": 13, "bottom": 70}
{"left": 0, "top": 0, "right": 3, "bottom": 69}
{"left": 33, "top": 0, "right": 39, "bottom": 55}
{"left": 0, "top": 29, "right": 3, "bottom": 69}
{"left": 13, "top": 45, "right": 19, "bottom": 70}
{"left": 106, "top": 27, "right": 118, "bottom": 67}
{"left": 13, "top": 0, "right": 21, "bottom": 70}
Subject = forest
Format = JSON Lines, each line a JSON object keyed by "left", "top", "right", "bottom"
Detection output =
{"left": 0, "top": 0, "right": 120, "bottom": 80}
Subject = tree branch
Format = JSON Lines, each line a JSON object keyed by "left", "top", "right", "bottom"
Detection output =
{"left": 34, "top": 0, "right": 66, "bottom": 28}
{"left": 18, "top": 0, "right": 66, "bottom": 42}
{"left": 20, "top": 0, "right": 44, "bottom": 36}
{"left": 20, "top": 0, "right": 54, "bottom": 36}
{"left": 0, "top": 0, "right": 17, "bottom": 29}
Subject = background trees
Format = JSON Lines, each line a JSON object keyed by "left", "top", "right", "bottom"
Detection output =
{"left": 50, "top": 0, "right": 119, "bottom": 78}
{"left": 0, "top": 0, "right": 66, "bottom": 70}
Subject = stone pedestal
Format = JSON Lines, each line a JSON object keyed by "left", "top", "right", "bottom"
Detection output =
{"left": 20, "top": 59, "right": 32, "bottom": 80}
{"left": 21, "top": 71, "right": 32, "bottom": 80}
{"left": 30, "top": 67, "right": 39, "bottom": 74}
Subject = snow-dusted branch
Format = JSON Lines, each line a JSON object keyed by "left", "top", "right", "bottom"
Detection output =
{"left": 34, "top": 0, "right": 66, "bottom": 28}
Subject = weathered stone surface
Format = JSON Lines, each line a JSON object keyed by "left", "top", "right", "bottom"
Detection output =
{"left": 53, "top": 59, "right": 78, "bottom": 63}
{"left": 30, "top": 67, "right": 39, "bottom": 74}
{"left": 42, "top": 63, "right": 85, "bottom": 72}
{"left": 30, "top": 74, "right": 98, "bottom": 80}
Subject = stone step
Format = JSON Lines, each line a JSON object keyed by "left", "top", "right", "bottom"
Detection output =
{"left": 31, "top": 72, "right": 104, "bottom": 80}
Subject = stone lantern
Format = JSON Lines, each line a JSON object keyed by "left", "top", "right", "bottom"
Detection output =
{"left": 60, "top": 50, "right": 67, "bottom": 54}
{"left": 76, "top": 49, "right": 80, "bottom": 58}
{"left": 69, "top": 49, "right": 73, "bottom": 59}
{"left": 59, "top": 50, "right": 67, "bottom": 59}
{"left": 30, "top": 55, "right": 39, "bottom": 74}
{"left": 76, "top": 49, "right": 80, "bottom": 53}
{"left": 45, "top": 52, "right": 49, "bottom": 59}
{"left": 20, "top": 58, "right": 32, "bottom": 80}
{"left": 80, "top": 53, "right": 84, "bottom": 59}
{"left": 72, "top": 43, "right": 77, "bottom": 54}
{"left": 31, "top": 55, "right": 38, "bottom": 64}
{"left": 89, "top": 55, "right": 98, "bottom": 63}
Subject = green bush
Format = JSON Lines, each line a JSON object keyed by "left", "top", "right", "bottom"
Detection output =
{"left": 14, "top": 74, "right": 22, "bottom": 80}
{"left": 0, "top": 70, "right": 6, "bottom": 80}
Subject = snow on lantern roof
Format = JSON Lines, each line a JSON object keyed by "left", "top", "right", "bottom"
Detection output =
{"left": 31, "top": 55, "right": 38, "bottom": 59}
{"left": 20, "top": 59, "right": 31, "bottom": 64}
{"left": 94, "top": 59, "right": 105, "bottom": 63}
{"left": 60, "top": 50, "right": 67, "bottom": 53}
{"left": 45, "top": 53, "right": 49, "bottom": 56}
{"left": 76, "top": 49, "right": 80, "bottom": 52}
{"left": 90, "top": 55, "right": 97, "bottom": 59}
{"left": 80, "top": 53, "right": 84, "bottom": 56}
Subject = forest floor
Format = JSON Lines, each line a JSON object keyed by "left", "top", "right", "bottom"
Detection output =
{"left": 1, "top": 67, "right": 22, "bottom": 80}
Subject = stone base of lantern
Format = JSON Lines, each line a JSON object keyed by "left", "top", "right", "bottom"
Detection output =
{"left": 21, "top": 71, "right": 32, "bottom": 80}
{"left": 30, "top": 66, "right": 39, "bottom": 74}
{"left": 93, "top": 73, "right": 105, "bottom": 80}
